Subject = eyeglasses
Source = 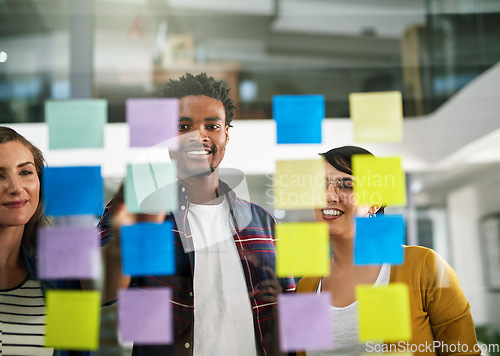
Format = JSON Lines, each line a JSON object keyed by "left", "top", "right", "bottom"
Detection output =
{"left": 325, "top": 178, "right": 355, "bottom": 196}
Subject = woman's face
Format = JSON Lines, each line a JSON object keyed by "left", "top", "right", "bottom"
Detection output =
{"left": 314, "top": 162, "right": 370, "bottom": 239}
{"left": 0, "top": 141, "right": 40, "bottom": 228}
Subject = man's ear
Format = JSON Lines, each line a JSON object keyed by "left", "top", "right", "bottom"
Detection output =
{"left": 225, "top": 125, "right": 230, "bottom": 144}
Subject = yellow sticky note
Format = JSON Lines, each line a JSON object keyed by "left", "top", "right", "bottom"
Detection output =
{"left": 276, "top": 222, "right": 330, "bottom": 277}
{"left": 45, "top": 290, "right": 101, "bottom": 350}
{"left": 356, "top": 283, "right": 412, "bottom": 342}
{"left": 349, "top": 91, "right": 403, "bottom": 142}
{"left": 274, "top": 158, "right": 326, "bottom": 210}
{"left": 352, "top": 155, "right": 407, "bottom": 206}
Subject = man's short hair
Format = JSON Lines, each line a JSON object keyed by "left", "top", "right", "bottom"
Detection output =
{"left": 160, "top": 72, "right": 235, "bottom": 127}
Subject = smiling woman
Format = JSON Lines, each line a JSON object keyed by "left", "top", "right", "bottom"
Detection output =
{"left": 0, "top": 127, "right": 55, "bottom": 355}
{"left": 0, "top": 127, "right": 56, "bottom": 355}
{"left": 0, "top": 127, "right": 45, "bottom": 253}
{"left": 296, "top": 145, "right": 480, "bottom": 356}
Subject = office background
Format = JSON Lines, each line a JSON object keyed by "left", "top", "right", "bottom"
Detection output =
{"left": 1, "top": 0, "right": 500, "bottom": 351}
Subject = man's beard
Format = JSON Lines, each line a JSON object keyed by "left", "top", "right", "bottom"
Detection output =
{"left": 175, "top": 144, "right": 218, "bottom": 179}
{"left": 188, "top": 165, "right": 216, "bottom": 177}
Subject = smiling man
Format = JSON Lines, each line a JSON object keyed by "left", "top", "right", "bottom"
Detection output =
{"left": 100, "top": 73, "right": 295, "bottom": 356}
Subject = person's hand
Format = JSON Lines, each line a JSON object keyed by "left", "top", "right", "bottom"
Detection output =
{"left": 257, "top": 266, "right": 283, "bottom": 302}
{"left": 106, "top": 201, "right": 166, "bottom": 257}
{"left": 102, "top": 198, "right": 166, "bottom": 304}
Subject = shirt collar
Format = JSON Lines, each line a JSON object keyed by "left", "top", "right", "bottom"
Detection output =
{"left": 177, "top": 179, "right": 237, "bottom": 208}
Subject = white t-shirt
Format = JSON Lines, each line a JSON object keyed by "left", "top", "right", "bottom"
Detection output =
{"left": 188, "top": 198, "right": 257, "bottom": 356}
{"left": 307, "top": 263, "right": 391, "bottom": 356}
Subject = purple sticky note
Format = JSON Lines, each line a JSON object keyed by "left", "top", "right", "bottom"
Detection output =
{"left": 126, "top": 98, "right": 179, "bottom": 149}
{"left": 278, "top": 293, "right": 333, "bottom": 352}
{"left": 118, "top": 288, "right": 173, "bottom": 345}
{"left": 37, "top": 226, "right": 100, "bottom": 280}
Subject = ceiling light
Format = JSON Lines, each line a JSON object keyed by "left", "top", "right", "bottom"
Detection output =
{"left": 0, "top": 51, "right": 7, "bottom": 63}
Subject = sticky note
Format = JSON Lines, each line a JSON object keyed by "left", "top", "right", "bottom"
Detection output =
{"left": 352, "top": 155, "right": 407, "bottom": 206}
{"left": 43, "top": 166, "right": 103, "bottom": 216}
{"left": 120, "top": 222, "right": 175, "bottom": 276}
{"left": 276, "top": 222, "right": 330, "bottom": 277}
{"left": 46, "top": 100, "right": 106, "bottom": 149}
{"left": 349, "top": 91, "right": 403, "bottom": 142}
{"left": 126, "top": 98, "right": 179, "bottom": 149}
{"left": 124, "top": 161, "right": 177, "bottom": 213}
{"left": 273, "top": 95, "right": 324, "bottom": 144}
{"left": 278, "top": 293, "right": 333, "bottom": 352}
{"left": 356, "top": 283, "right": 412, "bottom": 342}
{"left": 37, "top": 226, "right": 101, "bottom": 279}
{"left": 354, "top": 215, "right": 405, "bottom": 265}
{"left": 274, "top": 158, "right": 325, "bottom": 210}
{"left": 118, "top": 288, "right": 173, "bottom": 344}
{"left": 45, "top": 290, "right": 101, "bottom": 350}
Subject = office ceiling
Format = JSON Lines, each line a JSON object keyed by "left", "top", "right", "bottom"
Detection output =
{"left": 0, "top": 0, "right": 423, "bottom": 64}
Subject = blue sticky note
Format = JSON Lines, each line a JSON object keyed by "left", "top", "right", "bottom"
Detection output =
{"left": 43, "top": 166, "right": 103, "bottom": 216}
{"left": 120, "top": 222, "right": 175, "bottom": 276}
{"left": 354, "top": 215, "right": 405, "bottom": 265}
{"left": 273, "top": 95, "right": 324, "bottom": 144}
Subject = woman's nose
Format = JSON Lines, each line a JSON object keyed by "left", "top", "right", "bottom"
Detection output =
{"left": 6, "top": 176, "right": 22, "bottom": 195}
{"left": 326, "top": 184, "right": 339, "bottom": 203}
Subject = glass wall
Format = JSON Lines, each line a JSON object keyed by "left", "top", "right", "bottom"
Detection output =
{"left": 2, "top": 0, "right": 500, "bottom": 353}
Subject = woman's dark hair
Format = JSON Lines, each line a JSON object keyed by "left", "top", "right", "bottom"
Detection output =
{"left": 160, "top": 72, "right": 236, "bottom": 127}
{"left": 0, "top": 126, "right": 46, "bottom": 251}
{"left": 320, "top": 145, "right": 385, "bottom": 215}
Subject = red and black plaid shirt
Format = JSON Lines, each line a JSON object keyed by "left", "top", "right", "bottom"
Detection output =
{"left": 99, "top": 180, "right": 295, "bottom": 356}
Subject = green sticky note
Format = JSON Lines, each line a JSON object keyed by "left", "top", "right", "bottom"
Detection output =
{"left": 274, "top": 158, "right": 325, "bottom": 210}
{"left": 352, "top": 155, "right": 407, "bottom": 206}
{"left": 46, "top": 100, "right": 107, "bottom": 149}
{"left": 45, "top": 290, "right": 101, "bottom": 350}
{"left": 125, "top": 161, "right": 178, "bottom": 213}
{"left": 357, "top": 283, "right": 412, "bottom": 342}
{"left": 276, "top": 222, "right": 330, "bottom": 277}
{"left": 349, "top": 91, "right": 403, "bottom": 142}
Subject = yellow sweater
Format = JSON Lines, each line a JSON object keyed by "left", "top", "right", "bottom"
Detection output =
{"left": 295, "top": 246, "right": 480, "bottom": 355}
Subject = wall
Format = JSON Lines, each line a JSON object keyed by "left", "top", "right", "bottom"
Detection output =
{"left": 476, "top": 171, "right": 500, "bottom": 329}
{"left": 447, "top": 186, "right": 488, "bottom": 325}
{"left": 446, "top": 168, "right": 500, "bottom": 328}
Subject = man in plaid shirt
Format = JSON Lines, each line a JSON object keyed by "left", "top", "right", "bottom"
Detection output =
{"left": 100, "top": 73, "right": 295, "bottom": 355}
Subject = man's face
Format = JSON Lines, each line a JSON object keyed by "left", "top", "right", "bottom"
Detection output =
{"left": 174, "top": 95, "right": 229, "bottom": 178}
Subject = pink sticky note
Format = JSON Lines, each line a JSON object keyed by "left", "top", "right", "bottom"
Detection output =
{"left": 278, "top": 293, "right": 333, "bottom": 352}
{"left": 126, "top": 98, "right": 179, "bottom": 149}
{"left": 37, "top": 226, "right": 100, "bottom": 280}
{"left": 118, "top": 288, "right": 173, "bottom": 344}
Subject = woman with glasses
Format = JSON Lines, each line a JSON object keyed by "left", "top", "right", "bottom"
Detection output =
{"left": 296, "top": 146, "right": 479, "bottom": 356}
